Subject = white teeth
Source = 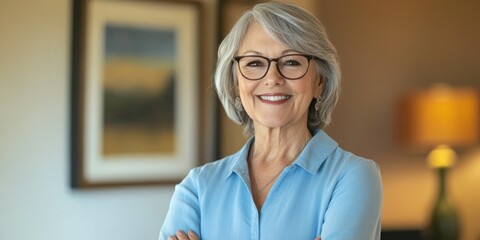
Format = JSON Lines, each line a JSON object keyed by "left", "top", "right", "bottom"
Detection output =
{"left": 259, "top": 95, "right": 290, "bottom": 101}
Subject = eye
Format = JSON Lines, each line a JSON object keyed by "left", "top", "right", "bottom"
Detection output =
{"left": 279, "top": 56, "right": 305, "bottom": 67}
{"left": 244, "top": 59, "right": 266, "bottom": 68}
{"left": 283, "top": 59, "right": 302, "bottom": 66}
{"left": 279, "top": 55, "right": 308, "bottom": 68}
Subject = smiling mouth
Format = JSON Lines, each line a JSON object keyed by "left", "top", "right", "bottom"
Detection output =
{"left": 258, "top": 95, "right": 291, "bottom": 101}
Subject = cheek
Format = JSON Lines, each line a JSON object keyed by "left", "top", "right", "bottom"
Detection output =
{"left": 238, "top": 80, "right": 256, "bottom": 96}
{"left": 295, "top": 80, "right": 318, "bottom": 99}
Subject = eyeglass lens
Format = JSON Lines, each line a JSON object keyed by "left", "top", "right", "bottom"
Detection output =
{"left": 236, "top": 55, "right": 311, "bottom": 80}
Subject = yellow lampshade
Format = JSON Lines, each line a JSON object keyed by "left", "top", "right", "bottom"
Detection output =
{"left": 397, "top": 84, "right": 479, "bottom": 150}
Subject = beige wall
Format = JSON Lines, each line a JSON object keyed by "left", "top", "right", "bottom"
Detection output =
{"left": 0, "top": 0, "right": 217, "bottom": 239}
{"left": 218, "top": 1, "right": 480, "bottom": 239}
{"left": 320, "top": 1, "right": 480, "bottom": 239}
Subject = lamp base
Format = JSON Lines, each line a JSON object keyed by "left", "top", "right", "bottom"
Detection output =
{"left": 425, "top": 168, "right": 460, "bottom": 240}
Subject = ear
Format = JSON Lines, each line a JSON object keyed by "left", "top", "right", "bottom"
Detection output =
{"left": 315, "top": 76, "right": 324, "bottom": 97}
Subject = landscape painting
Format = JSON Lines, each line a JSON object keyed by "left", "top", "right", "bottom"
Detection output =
{"left": 102, "top": 24, "right": 176, "bottom": 156}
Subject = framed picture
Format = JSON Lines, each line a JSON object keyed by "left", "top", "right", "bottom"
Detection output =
{"left": 70, "top": 0, "right": 203, "bottom": 187}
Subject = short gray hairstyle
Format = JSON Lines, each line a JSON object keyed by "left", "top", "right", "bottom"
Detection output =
{"left": 214, "top": 2, "right": 341, "bottom": 136}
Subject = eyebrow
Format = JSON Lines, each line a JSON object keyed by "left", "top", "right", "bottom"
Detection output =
{"left": 239, "top": 49, "right": 300, "bottom": 56}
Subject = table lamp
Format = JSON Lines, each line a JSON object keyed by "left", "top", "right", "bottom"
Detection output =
{"left": 396, "top": 84, "right": 479, "bottom": 240}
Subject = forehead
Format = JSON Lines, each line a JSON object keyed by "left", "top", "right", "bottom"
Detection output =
{"left": 237, "top": 22, "right": 291, "bottom": 55}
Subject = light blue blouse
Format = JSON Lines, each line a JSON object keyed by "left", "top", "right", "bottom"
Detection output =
{"left": 159, "top": 130, "right": 382, "bottom": 240}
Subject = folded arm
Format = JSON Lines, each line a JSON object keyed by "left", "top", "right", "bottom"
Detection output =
{"left": 321, "top": 160, "right": 383, "bottom": 240}
{"left": 159, "top": 170, "right": 201, "bottom": 240}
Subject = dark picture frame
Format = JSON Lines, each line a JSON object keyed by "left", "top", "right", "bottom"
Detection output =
{"left": 70, "top": 0, "right": 203, "bottom": 188}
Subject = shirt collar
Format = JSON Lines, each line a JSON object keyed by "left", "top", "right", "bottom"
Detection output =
{"left": 225, "top": 129, "right": 338, "bottom": 178}
{"left": 294, "top": 129, "right": 338, "bottom": 174}
{"left": 224, "top": 137, "right": 254, "bottom": 180}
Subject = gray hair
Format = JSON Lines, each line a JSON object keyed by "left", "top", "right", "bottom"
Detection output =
{"left": 214, "top": 2, "right": 341, "bottom": 136}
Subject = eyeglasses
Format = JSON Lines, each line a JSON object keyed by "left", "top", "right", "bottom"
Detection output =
{"left": 233, "top": 54, "right": 318, "bottom": 80}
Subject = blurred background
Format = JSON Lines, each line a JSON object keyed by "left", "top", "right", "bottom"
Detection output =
{"left": 1, "top": 0, "right": 479, "bottom": 239}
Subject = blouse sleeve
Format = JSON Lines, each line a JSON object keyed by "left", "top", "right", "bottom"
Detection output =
{"left": 158, "top": 169, "right": 201, "bottom": 240}
{"left": 321, "top": 159, "right": 383, "bottom": 240}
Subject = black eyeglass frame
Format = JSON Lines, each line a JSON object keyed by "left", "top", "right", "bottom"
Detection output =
{"left": 232, "top": 54, "right": 319, "bottom": 80}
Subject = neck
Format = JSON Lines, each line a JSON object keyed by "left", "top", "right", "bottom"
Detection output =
{"left": 251, "top": 127, "right": 312, "bottom": 164}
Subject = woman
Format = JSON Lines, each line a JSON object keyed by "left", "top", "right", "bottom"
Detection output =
{"left": 160, "top": 2, "right": 382, "bottom": 240}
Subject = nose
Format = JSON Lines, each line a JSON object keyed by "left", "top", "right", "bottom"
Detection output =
{"left": 263, "top": 61, "right": 285, "bottom": 85}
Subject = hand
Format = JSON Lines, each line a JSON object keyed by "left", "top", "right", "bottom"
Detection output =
{"left": 314, "top": 237, "right": 321, "bottom": 240}
{"left": 167, "top": 230, "right": 199, "bottom": 240}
